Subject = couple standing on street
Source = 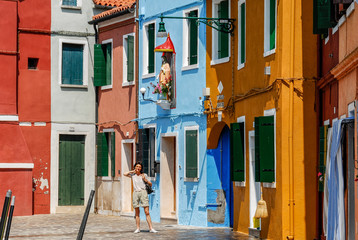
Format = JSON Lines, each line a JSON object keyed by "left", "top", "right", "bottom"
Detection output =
{"left": 124, "top": 162, "right": 158, "bottom": 234}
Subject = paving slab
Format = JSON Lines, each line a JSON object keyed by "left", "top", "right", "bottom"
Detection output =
{"left": 7, "top": 213, "right": 258, "bottom": 239}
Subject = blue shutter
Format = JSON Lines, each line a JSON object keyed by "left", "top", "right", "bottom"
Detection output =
{"left": 62, "top": 0, "right": 77, "bottom": 6}
{"left": 62, "top": 44, "right": 83, "bottom": 85}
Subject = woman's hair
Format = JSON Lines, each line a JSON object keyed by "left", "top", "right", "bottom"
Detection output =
{"left": 133, "top": 162, "right": 143, "bottom": 174}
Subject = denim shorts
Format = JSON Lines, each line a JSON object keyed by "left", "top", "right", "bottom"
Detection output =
{"left": 133, "top": 190, "right": 149, "bottom": 208}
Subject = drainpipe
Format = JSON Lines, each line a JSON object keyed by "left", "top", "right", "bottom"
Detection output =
{"left": 287, "top": 0, "right": 295, "bottom": 239}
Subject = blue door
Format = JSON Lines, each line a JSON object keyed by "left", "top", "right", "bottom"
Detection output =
{"left": 207, "top": 125, "right": 233, "bottom": 227}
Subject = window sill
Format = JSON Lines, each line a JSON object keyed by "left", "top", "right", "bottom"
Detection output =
{"left": 237, "top": 63, "right": 245, "bottom": 71}
{"left": 234, "top": 181, "right": 246, "bottom": 187}
{"left": 122, "top": 81, "right": 135, "bottom": 87}
{"left": 263, "top": 182, "right": 276, "bottom": 188}
{"left": 263, "top": 49, "right": 275, "bottom": 58}
{"left": 210, "top": 57, "right": 230, "bottom": 66}
{"left": 142, "top": 73, "right": 155, "bottom": 79}
{"left": 61, "top": 5, "right": 81, "bottom": 10}
{"left": 182, "top": 64, "right": 199, "bottom": 71}
{"left": 101, "top": 85, "right": 113, "bottom": 90}
{"left": 184, "top": 177, "right": 199, "bottom": 182}
{"left": 60, "top": 84, "right": 88, "bottom": 89}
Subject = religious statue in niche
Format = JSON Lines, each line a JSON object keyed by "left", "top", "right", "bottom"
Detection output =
{"left": 151, "top": 34, "right": 176, "bottom": 105}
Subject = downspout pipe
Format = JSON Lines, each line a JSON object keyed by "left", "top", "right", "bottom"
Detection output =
{"left": 287, "top": 0, "right": 295, "bottom": 239}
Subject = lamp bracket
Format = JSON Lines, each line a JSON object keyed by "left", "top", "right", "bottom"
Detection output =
{"left": 159, "top": 15, "right": 235, "bottom": 34}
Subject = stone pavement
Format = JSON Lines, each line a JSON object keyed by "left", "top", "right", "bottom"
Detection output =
{"left": 7, "top": 213, "right": 258, "bottom": 240}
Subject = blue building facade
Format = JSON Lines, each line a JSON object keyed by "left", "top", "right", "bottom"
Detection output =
{"left": 137, "top": 0, "right": 209, "bottom": 227}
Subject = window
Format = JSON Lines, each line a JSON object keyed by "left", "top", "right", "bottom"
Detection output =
{"left": 185, "top": 127, "right": 199, "bottom": 180}
{"left": 230, "top": 119, "right": 245, "bottom": 182}
{"left": 62, "top": 0, "right": 76, "bottom": 6}
{"left": 59, "top": 39, "right": 88, "bottom": 86}
{"left": 62, "top": 44, "right": 83, "bottom": 85}
{"left": 238, "top": 0, "right": 246, "bottom": 68}
{"left": 254, "top": 115, "right": 275, "bottom": 183}
{"left": 94, "top": 40, "right": 112, "bottom": 88}
{"left": 123, "top": 33, "right": 135, "bottom": 85}
{"left": 61, "top": 0, "right": 82, "bottom": 8}
{"left": 28, "top": 58, "right": 39, "bottom": 70}
{"left": 142, "top": 22, "right": 155, "bottom": 77}
{"left": 211, "top": 0, "right": 230, "bottom": 65}
{"left": 183, "top": 8, "right": 199, "bottom": 69}
{"left": 97, "top": 131, "right": 115, "bottom": 177}
{"left": 136, "top": 128, "right": 156, "bottom": 177}
{"left": 264, "top": 0, "right": 276, "bottom": 56}
{"left": 313, "top": 0, "right": 335, "bottom": 35}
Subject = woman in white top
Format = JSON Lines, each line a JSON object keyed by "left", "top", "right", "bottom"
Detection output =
{"left": 124, "top": 162, "right": 157, "bottom": 233}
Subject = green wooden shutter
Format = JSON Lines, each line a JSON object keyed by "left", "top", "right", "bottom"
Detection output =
{"left": 240, "top": 3, "right": 245, "bottom": 64}
{"left": 189, "top": 10, "right": 198, "bottom": 65}
{"left": 97, "top": 132, "right": 109, "bottom": 176}
{"left": 269, "top": 0, "right": 276, "bottom": 50}
{"left": 230, "top": 122, "right": 245, "bottom": 181}
{"left": 71, "top": 136, "right": 85, "bottom": 205}
{"left": 149, "top": 128, "right": 156, "bottom": 177}
{"left": 148, "top": 24, "right": 155, "bottom": 74}
{"left": 142, "top": 129, "right": 150, "bottom": 175}
{"left": 94, "top": 44, "right": 106, "bottom": 86}
{"left": 111, "top": 132, "right": 115, "bottom": 177}
{"left": 313, "top": 0, "right": 335, "bottom": 34}
{"left": 105, "top": 43, "right": 112, "bottom": 86}
{"left": 255, "top": 116, "right": 275, "bottom": 183}
{"left": 186, "top": 130, "right": 198, "bottom": 178}
{"left": 218, "top": 0, "right": 229, "bottom": 59}
{"left": 318, "top": 126, "right": 328, "bottom": 192}
{"left": 127, "top": 35, "right": 134, "bottom": 82}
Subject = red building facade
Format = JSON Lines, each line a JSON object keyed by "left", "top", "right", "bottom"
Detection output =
{"left": 0, "top": 0, "right": 51, "bottom": 215}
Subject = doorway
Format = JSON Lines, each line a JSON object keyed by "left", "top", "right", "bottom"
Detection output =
{"left": 121, "top": 140, "right": 134, "bottom": 214}
{"left": 58, "top": 135, "right": 85, "bottom": 206}
{"left": 249, "top": 131, "right": 261, "bottom": 229}
{"left": 160, "top": 136, "right": 177, "bottom": 220}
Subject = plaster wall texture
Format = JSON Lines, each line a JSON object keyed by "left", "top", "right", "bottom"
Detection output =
{"left": 50, "top": 123, "right": 96, "bottom": 214}
{"left": 0, "top": 170, "right": 33, "bottom": 216}
{"left": 339, "top": 2, "right": 358, "bottom": 62}
{"left": 138, "top": 0, "right": 208, "bottom": 227}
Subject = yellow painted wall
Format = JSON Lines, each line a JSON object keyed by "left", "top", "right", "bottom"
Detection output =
{"left": 206, "top": 0, "right": 318, "bottom": 239}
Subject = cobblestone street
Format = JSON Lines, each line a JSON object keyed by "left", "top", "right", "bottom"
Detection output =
{"left": 8, "top": 213, "right": 257, "bottom": 240}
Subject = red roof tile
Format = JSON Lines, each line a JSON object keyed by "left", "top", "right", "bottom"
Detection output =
{"left": 93, "top": 0, "right": 134, "bottom": 7}
{"left": 92, "top": 0, "right": 135, "bottom": 20}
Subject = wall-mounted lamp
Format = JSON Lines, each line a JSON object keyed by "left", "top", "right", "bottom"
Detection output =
{"left": 157, "top": 14, "right": 235, "bottom": 38}
{"left": 218, "top": 111, "right": 222, "bottom": 122}
{"left": 140, "top": 87, "right": 156, "bottom": 103}
{"left": 202, "top": 87, "right": 210, "bottom": 97}
{"left": 157, "top": 18, "right": 168, "bottom": 38}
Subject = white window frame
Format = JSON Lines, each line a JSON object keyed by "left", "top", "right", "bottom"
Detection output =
{"left": 237, "top": 0, "right": 246, "bottom": 70}
{"left": 262, "top": 108, "right": 276, "bottom": 188}
{"left": 58, "top": 38, "right": 88, "bottom": 88}
{"left": 60, "top": 0, "right": 82, "bottom": 9}
{"left": 101, "top": 39, "right": 113, "bottom": 90}
{"left": 263, "top": 0, "right": 277, "bottom": 57}
{"left": 348, "top": 101, "right": 355, "bottom": 117}
{"left": 211, "top": 0, "right": 231, "bottom": 65}
{"left": 123, "top": 33, "right": 136, "bottom": 86}
{"left": 234, "top": 116, "right": 246, "bottom": 187}
{"left": 182, "top": 7, "right": 199, "bottom": 71}
{"left": 184, "top": 125, "right": 200, "bottom": 182}
{"left": 142, "top": 21, "right": 156, "bottom": 79}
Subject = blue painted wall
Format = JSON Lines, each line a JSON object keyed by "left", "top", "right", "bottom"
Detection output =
{"left": 138, "top": 0, "right": 208, "bottom": 227}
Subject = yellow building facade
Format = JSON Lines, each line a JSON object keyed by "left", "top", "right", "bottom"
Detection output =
{"left": 206, "top": 0, "right": 318, "bottom": 239}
